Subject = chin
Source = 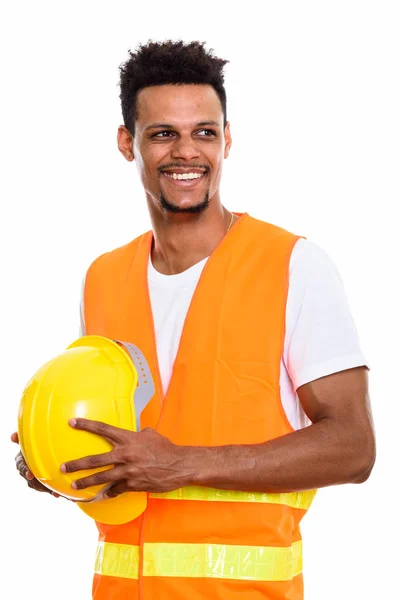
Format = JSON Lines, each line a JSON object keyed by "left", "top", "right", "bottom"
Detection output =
{"left": 160, "top": 193, "right": 210, "bottom": 214}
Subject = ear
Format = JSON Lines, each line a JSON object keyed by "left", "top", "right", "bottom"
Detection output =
{"left": 117, "top": 126, "right": 134, "bottom": 162}
{"left": 224, "top": 122, "right": 232, "bottom": 159}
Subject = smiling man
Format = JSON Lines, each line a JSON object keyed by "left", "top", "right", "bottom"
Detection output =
{"left": 14, "top": 40, "right": 375, "bottom": 600}
{"left": 135, "top": 86, "right": 225, "bottom": 218}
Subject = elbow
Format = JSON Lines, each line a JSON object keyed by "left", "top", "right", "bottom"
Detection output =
{"left": 353, "top": 460, "right": 375, "bottom": 483}
{"left": 351, "top": 434, "right": 376, "bottom": 484}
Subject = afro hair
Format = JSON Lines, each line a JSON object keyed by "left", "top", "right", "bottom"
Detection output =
{"left": 119, "top": 40, "right": 229, "bottom": 136}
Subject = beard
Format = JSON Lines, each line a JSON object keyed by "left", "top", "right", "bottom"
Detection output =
{"left": 159, "top": 191, "right": 210, "bottom": 214}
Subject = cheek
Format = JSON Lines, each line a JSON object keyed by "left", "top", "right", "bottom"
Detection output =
{"left": 211, "top": 157, "right": 224, "bottom": 179}
{"left": 209, "top": 160, "right": 225, "bottom": 192}
{"left": 133, "top": 153, "right": 146, "bottom": 178}
{"left": 208, "top": 145, "right": 225, "bottom": 170}
{"left": 142, "top": 149, "right": 165, "bottom": 184}
{"left": 136, "top": 156, "right": 157, "bottom": 186}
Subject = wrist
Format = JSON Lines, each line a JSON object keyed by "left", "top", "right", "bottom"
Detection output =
{"left": 177, "top": 445, "right": 212, "bottom": 487}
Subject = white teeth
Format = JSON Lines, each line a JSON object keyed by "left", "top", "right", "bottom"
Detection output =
{"left": 164, "top": 172, "right": 204, "bottom": 180}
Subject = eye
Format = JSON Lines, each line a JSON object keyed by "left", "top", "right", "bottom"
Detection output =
{"left": 196, "top": 129, "right": 216, "bottom": 136}
{"left": 151, "top": 129, "right": 217, "bottom": 139}
{"left": 152, "top": 131, "right": 174, "bottom": 138}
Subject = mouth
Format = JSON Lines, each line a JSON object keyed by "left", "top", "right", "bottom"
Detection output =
{"left": 159, "top": 169, "right": 208, "bottom": 188}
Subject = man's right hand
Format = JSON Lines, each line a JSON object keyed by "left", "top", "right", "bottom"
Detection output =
{"left": 11, "top": 432, "right": 60, "bottom": 497}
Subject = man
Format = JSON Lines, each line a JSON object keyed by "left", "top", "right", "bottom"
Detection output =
{"left": 13, "top": 40, "right": 375, "bottom": 599}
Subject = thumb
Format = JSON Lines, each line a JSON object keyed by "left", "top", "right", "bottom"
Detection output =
{"left": 104, "top": 482, "right": 128, "bottom": 500}
{"left": 95, "top": 482, "right": 128, "bottom": 502}
{"left": 11, "top": 432, "right": 19, "bottom": 444}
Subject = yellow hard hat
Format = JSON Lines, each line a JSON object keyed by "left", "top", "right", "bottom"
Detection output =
{"left": 17, "top": 335, "right": 155, "bottom": 525}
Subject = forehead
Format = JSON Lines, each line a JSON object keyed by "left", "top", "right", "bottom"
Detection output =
{"left": 136, "top": 84, "right": 223, "bottom": 126}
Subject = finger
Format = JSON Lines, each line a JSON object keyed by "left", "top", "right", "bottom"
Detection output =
{"left": 95, "top": 481, "right": 128, "bottom": 502}
{"left": 18, "top": 466, "right": 34, "bottom": 480}
{"left": 69, "top": 418, "right": 124, "bottom": 443}
{"left": 15, "top": 458, "right": 51, "bottom": 493}
{"left": 102, "top": 481, "right": 128, "bottom": 500}
{"left": 11, "top": 432, "right": 19, "bottom": 443}
{"left": 16, "top": 453, "right": 34, "bottom": 480}
{"left": 27, "top": 479, "right": 52, "bottom": 493}
{"left": 61, "top": 451, "right": 115, "bottom": 474}
{"left": 72, "top": 466, "right": 124, "bottom": 491}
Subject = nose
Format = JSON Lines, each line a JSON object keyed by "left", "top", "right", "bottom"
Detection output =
{"left": 171, "top": 135, "right": 201, "bottom": 161}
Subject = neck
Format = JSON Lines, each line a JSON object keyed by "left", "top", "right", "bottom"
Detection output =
{"left": 149, "top": 203, "right": 235, "bottom": 275}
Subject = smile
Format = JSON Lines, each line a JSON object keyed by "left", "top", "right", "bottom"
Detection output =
{"left": 160, "top": 171, "right": 207, "bottom": 187}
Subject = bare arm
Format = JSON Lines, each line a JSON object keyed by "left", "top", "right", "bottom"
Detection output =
{"left": 63, "top": 367, "right": 376, "bottom": 498}
{"left": 188, "top": 366, "right": 376, "bottom": 492}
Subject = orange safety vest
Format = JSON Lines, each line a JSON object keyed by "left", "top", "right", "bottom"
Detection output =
{"left": 84, "top": 212, "right": 317, "bottom": 600}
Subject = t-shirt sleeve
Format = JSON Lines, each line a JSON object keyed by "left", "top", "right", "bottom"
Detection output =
{"left": 284, "top": 238, "right": 369, "bottom": 391}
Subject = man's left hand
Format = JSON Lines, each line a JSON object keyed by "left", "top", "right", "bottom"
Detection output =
{"left": 61, "top": 419, "right": 190, "bottom": 500}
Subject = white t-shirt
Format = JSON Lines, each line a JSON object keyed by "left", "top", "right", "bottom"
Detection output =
{"left": 80, "top": 238, "right": 368, "bottom": 431}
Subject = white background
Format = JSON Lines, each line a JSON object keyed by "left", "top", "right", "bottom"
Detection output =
{"left": 1, "top": 1, "right": 399, "bottom": 598}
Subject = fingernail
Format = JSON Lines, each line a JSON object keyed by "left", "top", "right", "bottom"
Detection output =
{"left": 60, "top": 464, "right": 67, "bottom": 473}
{"left": 72, "top": 482, "right": 78, "bottom": 489}
{"left": 69, "top": 419, "right": 77, "bottom": 427}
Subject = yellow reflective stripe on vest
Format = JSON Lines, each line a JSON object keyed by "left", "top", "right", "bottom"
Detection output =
{"left": 95, "top": 542, "right": 140, "bottom": 580}
{"left": 95, "top": 540, "right": 302, "bottom": 582}
{"left": 150, "top": 487, "right": 316, "bottom": 510}
{"left": 143, "top": 541, "right": 302, "bottom": 581}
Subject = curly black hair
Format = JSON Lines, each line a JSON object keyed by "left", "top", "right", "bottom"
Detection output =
{"left": 119, "top": 40, "right": 229, "bottom": 136}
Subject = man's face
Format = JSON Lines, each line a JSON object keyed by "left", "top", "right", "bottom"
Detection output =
{"left": 118, "top": 84, "right": 232, "bottom": 214}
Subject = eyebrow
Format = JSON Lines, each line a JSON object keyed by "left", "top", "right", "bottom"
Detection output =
{"left": 145, "top": 121, "right": 221, "bottom": 132}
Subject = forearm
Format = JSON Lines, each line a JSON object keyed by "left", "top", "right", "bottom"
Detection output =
{"left": 180, "top": 419, "right": 374, "bottom": 493}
